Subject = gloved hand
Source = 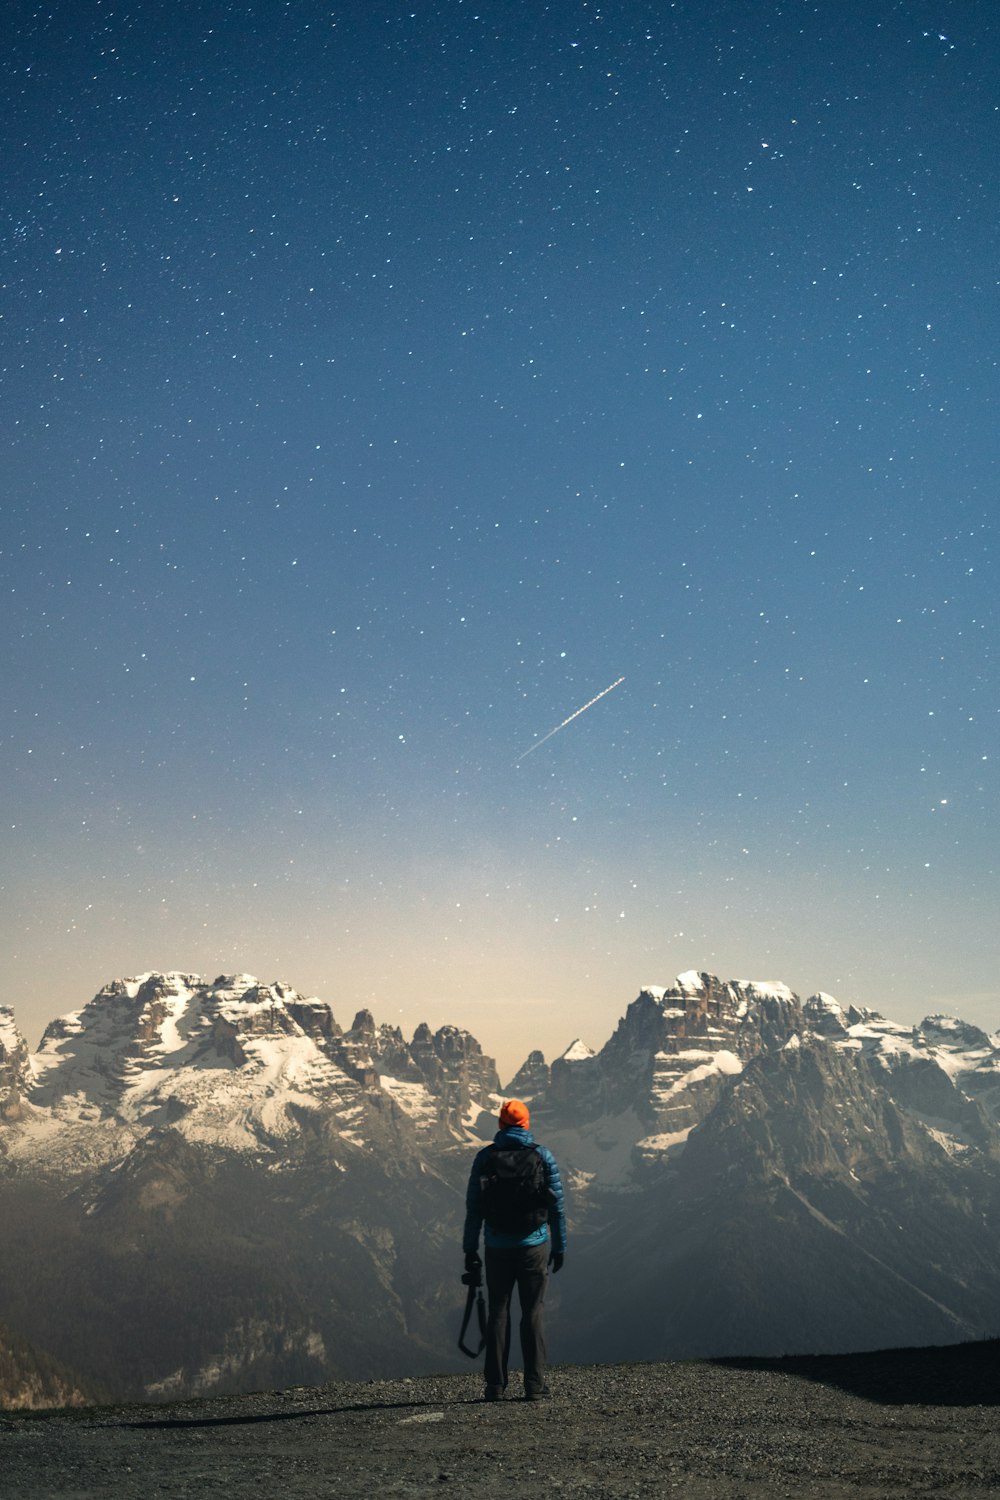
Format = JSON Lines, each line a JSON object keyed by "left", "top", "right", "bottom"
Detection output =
{"left": 548, "top": 1250, "right": 564, "bottom": 1274}
{"left": 463, "top": 1251, "right": 482, "bottom": 1287}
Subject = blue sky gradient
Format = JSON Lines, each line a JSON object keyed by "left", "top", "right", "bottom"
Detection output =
{"left": 3, "top": 1, "right": 996, "bottom": 1078}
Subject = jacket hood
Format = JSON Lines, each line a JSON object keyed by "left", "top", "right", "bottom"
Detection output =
{"left": 492, "top": 1125, "right": 536, "bottom": 1147}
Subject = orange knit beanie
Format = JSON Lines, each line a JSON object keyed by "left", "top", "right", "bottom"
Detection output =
{"left": 499, "top": 1099, "right": 530, "bottom": 1130}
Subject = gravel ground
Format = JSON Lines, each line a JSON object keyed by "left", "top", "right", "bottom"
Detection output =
{"left": 3, "top": 1347, "right": 1000, "bottom": 1499}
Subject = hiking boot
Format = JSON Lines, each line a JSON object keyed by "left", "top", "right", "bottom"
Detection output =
{"left": 524, "top": 1385, "right": 551, "bottom": 1401}
{"left": 483, "top": 1385, "right": 504, "bottom": 1402}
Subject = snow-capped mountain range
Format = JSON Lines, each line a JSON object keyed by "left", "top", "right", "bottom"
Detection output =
{"left": 3, "top": 967, "right": 1000, "bottom": 1401}
{"left": 2, "top": 971, "right": 500, "bottom": 1169}
{"left": 6, "top": 967, "right": 999, "bottom": 1174}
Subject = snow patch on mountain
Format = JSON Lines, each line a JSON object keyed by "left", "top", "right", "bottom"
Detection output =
{"left": 378, "top": 1074, "right": 439, "bottom": 1126}
{"left": 130, "top": 1030, "right": 367, "bottom": 1152}
{"left": 843, "top": 1009, "right": 1000, "bottom": 1094}
{"left": 634, "top": 1126, "right": 693, "bottom": 1161}
{"left": 541, "top": 1107, "right": 649, "bottom": 1188}
{"left": 674, "top": 1048, "right": 742, "bottom": 1083}
{"left": 742, "top": 980, "right": 796, "bottom": 1004}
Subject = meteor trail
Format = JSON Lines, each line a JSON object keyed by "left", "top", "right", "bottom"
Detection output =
{"left": 516, "top": 676, "right": 625, "bottom": 763}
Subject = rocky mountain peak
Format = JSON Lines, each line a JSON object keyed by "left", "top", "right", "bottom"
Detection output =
{"left": 917, "top": 1015, "right": 997, "bottom": 1052}
{"left": 284, "top": 997, "right": 342, "bottom": 1042}
{"left": 9, "top": 971, "right": 510, "bottom": 1160}
{"left": 19, "top": 974, "right": 378, "bottom": 1157}
{"left": 538, "top": 971, "right": 802, "bottom": 1129}
{"left": 391, "top": 1022, "right": 500, "bottom": 1127}
{"left": 29, "top": 972, "right": 346, "bottom": 1107}
{"left": 803, "top": 991, "right": 850, "bottom": 1037}
{"left": 504, "top": 1049, "right": 550, "bottom": 1100}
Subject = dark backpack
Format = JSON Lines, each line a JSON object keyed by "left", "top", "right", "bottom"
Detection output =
{"left": 480, "top": 1144, "right": 550, "bottom": 1234}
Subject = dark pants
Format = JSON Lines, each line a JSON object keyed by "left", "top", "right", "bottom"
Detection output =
{"left": 484, "top": 1241, "right": 549, "bottom": 1394}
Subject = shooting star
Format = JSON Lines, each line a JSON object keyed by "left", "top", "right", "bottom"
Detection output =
{"left": 516, "top": 676, "right": 625, "bottom": 763}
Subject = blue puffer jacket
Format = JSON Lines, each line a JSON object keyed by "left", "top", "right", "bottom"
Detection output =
{"left": 463, "top": 1126, "right": 567, "bottom": 1256}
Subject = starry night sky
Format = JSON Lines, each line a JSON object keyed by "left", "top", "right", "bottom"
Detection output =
{"left": 3, "top": 0, "right": 997, "bottom": 1079}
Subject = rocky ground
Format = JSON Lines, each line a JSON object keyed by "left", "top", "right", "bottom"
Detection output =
{"left": 3, "top": 1343, "right": 1000, "bottom": 1498}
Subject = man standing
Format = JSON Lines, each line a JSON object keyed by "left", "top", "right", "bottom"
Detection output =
{"left": 463, "top": 1098, "right": 567, "bottom": 1401}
